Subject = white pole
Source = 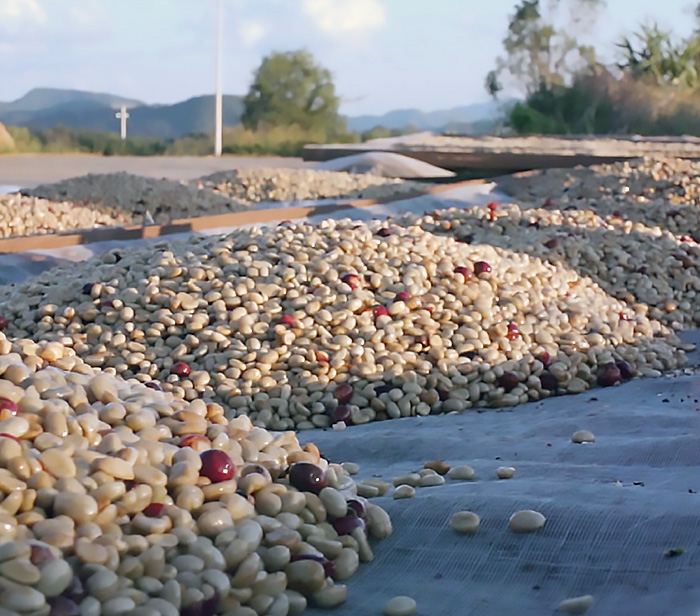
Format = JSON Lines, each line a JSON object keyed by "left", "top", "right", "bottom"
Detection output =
{"left": 214, "top": 0, "right": 223, "bottom": 156}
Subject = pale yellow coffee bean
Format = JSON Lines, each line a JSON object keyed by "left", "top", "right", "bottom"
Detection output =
{"left": 384, "top": 596, "right": 418, "bottom": 616}
{"left": 75, "top": 539, "right": 109, "bottom": 565}
{"left": 92, "top": 456, "right": 135, "bottom": 480}
{"left": 393, "top": 485, "right": 416, "bottom": 499}
{"left": 0, "top": 557, "right": 41, "bottom": 585}
{"left": 509, "top": 510, "right": 547, "bottom": 533}
{"left": 39, "top": 448, "right": 77, "bottom": 479}
{"left": 319, "top": 487, "right": 346, "bottom": 519}
{"left": 312, "top": 582, "right": 347, "bottom": 609}
{"left": 365, "top": 503, "right": 393, "bottom": 539}
{"left": 332, "top": 547, "right": 359, "bottom": 581}
{"left": 557, "top": 594, "right": 594, "bottom": 614}
{"left": 356, "top": 483, "right": 379, "bottom": 498}
{"left": 448, "top": 465, "right": 475, "bottom": 480}
{"left": 53, "top": 492, "right": 98, "bottom": 524}
{"left": 571, "top": 430, "right": 595, "bottom": 444}
{"left": 450, "top": 511, "right": 480, "bottom": 535}
{"left": 393, "top": 474, "right": 421, "bottom": 487}
{"left": 418, "top": 474, "right": 445, "bottom": 487}
{"left": 496, "top": 466, "right": 516, "bottom": 479}
{"left": 285, "top": 559, "right": 325, "bottom": 596}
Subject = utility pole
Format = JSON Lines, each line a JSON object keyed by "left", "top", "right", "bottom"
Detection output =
{"left": 214, "top": 0, "right": 223, "bottom": 156}
{"left": 116, "top": 106, "right": 129, "bottom": 140}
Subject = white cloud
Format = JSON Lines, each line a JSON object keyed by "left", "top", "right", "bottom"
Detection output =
{"left": 0, "top": 0, "right": 47, "bottom": 31}
{"left": 0, "top": 0, "right": 106, "bottom": 36}
{"left": 302, "top": 0, "right": 386, "bottom": 34}
{"left": 239, "top": 19, "right": 268, "bottom": 48}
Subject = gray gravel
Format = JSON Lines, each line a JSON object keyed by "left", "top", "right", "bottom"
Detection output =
{"left": 24, "top": 172, "right": 249, "bottom": 225}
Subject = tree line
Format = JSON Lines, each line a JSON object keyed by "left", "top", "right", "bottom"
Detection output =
{"left": 488, "top": 0, "right": 700, "bottom": 135}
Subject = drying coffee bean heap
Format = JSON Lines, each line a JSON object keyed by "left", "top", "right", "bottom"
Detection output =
{"left": 0, "top": 209, "right": 687, "bottom": 431}
{"left": 0, "top": 193, "right": 132, "bottom": 238}
{"left": 0, "top": 332, "right": 391, "bottom": 614}
{"left": 403, "top": 199, "right": 700, "bottom": 330}
{"left": 196, "top": 168, "right": 427, "bottom": 204}
{"left": 498, "top": 157, "right": 700, "bottom": 241}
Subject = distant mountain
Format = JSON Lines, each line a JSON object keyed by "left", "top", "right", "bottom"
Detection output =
{"left": 346, "top": 100, "right": 514, "bottom": 132}
{"left": 122, "top": 96, "right": 244, "bottom": 139}
{"left": 0, "top": 88, "right": 512, "bottom": 138}
{"left": 0, "top": 89, "right": 245, "bottom": 139}
{"left": 0, "top": 88, "right": 142, "bottom": 114}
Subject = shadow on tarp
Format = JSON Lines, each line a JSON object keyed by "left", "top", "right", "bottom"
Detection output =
{"left": 0, "top": 253, "right": 72, "bottom": 285}
{"left": 0, "top": 222, "right": 196, "bottom": 287}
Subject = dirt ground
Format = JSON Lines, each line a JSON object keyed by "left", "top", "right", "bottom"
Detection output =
{"left": 0, "top": 154, "right": 308, "bottom": 188}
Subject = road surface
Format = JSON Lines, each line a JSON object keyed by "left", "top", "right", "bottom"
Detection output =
{"left": 0, "top": 154, "right": 308, "bottom": 189}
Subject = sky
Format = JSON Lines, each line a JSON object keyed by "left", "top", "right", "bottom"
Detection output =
{"left": 1, "top": 0, "right": 699, "bottom": 116}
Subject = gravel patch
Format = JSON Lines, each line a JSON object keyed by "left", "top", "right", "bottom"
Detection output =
{"left": 23, "top": 172, "right": 249, "bottom": 225}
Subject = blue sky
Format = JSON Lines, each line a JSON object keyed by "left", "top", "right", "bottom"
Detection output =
{"left": 1, "top": 0, "right": 698, "bottom": 115}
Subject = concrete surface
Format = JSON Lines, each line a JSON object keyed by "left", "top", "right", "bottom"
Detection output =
{"left": 0, "top": 154, "right": 308, "bottom": 189}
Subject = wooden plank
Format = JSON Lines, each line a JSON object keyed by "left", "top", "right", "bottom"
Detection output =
{"left": 301, "top": 144, "right": 645, "bottom": 171}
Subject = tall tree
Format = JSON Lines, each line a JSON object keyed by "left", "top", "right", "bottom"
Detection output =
{"left": 617, "top": 23, "right": 700, "bottom": 89}
{"left": 242, "top": 50, "right": 345, "bottom": 136}
{"left": 486, "top": 0, "right": 603, "bottom": 98}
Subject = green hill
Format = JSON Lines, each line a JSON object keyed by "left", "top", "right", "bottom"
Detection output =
{"left": 0, "top": 87, "right": 508, "bottom": 140}
{"left": 0, "top": 89, "right": 245, "bottom": 139}
{"left": 0, "top": 88, "right": 142, "bottom": 114}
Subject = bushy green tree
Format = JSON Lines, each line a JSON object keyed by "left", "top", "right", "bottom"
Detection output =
{"left": 6, "top": 126, "right": 41, "bottom": 152}
{"left": 507, "top": 73, "right": 616, "bottom": 134}
{"left": 242, "top": 50, "right": 346, "bottom": 137}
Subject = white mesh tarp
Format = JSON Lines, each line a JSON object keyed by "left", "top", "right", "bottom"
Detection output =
{"left": 301, "top": 338, "right": 700, "bottom": 616}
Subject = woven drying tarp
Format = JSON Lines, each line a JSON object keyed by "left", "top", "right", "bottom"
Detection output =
{"left": 302, "top": 335, "right": 700, "bottom": 616}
